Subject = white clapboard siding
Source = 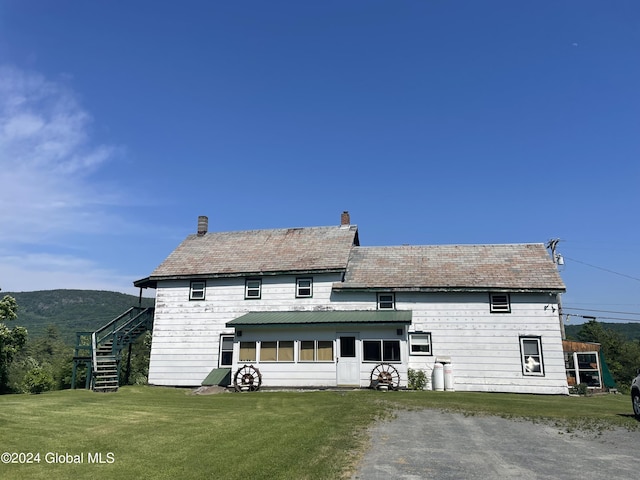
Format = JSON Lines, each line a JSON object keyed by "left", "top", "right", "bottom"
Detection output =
{"left": 403, "top": 292, "right": 567, "bottom": 394}
{"left": 148, "top": 276, "right": 566, "bottom": 393}
{"left": 148, "top": 274, "right": 343, "bottom": 386}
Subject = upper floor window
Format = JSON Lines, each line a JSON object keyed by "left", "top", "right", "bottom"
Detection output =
{"left": 190, "top": 281, "right": 206, "bottom": 300}
{"left": 296, "top": 278, "right": 313, "bottom": 298}
{"left": 245, "top": 279, "right": 262, "bottom": 299}
{"left": 490, "top": 293, "right": 511, "bottom": 313}
{"left": 377, "top": 293, "right": 395, "bottom": 310}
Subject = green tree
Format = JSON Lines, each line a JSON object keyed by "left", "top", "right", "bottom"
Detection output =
{"left": 9, "top": 325, "right": 74, "bottom": 392}
{"left": 0, "top": 295, "right": 28, "bottom": 393}
{"left": 21, "top": 357, "right": 55, "bottom": 394}
{"left": 121, "top": 331, "right": 152, "bottom": 386}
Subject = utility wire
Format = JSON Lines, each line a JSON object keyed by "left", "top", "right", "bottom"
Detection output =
{"left": 566, "top": 314, "right": 640, "bottom": 323}
{"left": 563, "top": 256, "right": 640, "bottom": 283}
{"left": 565, "top": 302, "right": 640, "bottom": 306}
{"left": 563, "top": 307, "right": 640, "bottom": 317}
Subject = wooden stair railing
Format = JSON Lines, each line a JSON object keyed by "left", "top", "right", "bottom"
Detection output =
{"left": 72, "top": 306, "right": 154, "bottom": 392}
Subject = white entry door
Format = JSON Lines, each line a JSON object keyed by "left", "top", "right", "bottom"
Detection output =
{"left": 337, "top": 334, "right": 360, "bottom": 386}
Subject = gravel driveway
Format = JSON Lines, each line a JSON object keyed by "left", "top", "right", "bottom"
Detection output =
{"left": 352, "top": 410, "right": 639, "bottom": 479}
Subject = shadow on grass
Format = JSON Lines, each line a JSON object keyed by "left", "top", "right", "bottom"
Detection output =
{"left": 616, "top": 413, "right": 639, "bottom": 422}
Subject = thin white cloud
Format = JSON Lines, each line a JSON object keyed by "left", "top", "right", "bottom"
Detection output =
{"left": 0, "top": 65, "right": 119, "bottom": 243}
{"left": 0, "top": 65, "right": 142, "bottom": 295}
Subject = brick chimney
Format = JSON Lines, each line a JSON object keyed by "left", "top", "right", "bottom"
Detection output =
{"left": 340, "top": 211, "right": 350, "bottom": 226}
{"left": 197, "top": 216, "right": 208, "bottom": 236}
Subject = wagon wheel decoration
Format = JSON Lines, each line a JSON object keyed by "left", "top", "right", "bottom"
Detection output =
{"left": 234, "top": 365, "right": 262, "bottom": 392}
{"left": 370, "top": 363, "right": 400, "bottom": 390}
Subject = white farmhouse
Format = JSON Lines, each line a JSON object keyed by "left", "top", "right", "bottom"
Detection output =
{"left": 135, "top": 212, "right": 568, "bottom": 394}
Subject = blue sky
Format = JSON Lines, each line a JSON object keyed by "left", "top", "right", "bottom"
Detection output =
{"left": 0, "top": 1, "right": 638, "bottom": 324}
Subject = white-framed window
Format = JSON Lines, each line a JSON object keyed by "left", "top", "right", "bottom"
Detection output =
{"left": 189, "top": 281, "right": 206, "bottom": 300}
{"left": 363, "top": 340, "right": 401, "bottom": 362}
{"left": 219, "top": 335, "right": 234, "bottom": 366}
{"left": 490, "top": 293, "right": 511, "bottom": 313}
{"left": 377, "top": 293, "right": 395, "bottom": 310}
{"left": 520, "top": 336, "right": 544, "bottom": 376}
{"left": 260, "top": 341, "right": 294, "bottom": 362}
{"left": 296, "top": 278, "right": 313, "bottom": 298}
{"left": 239, "top": 341, "right": 256, "bottom": 362}
{"left": 565, "top": 352, "right": 601, "bottom": 388}
{"left": 245, "top": 279, "right": 262, "bottom": 299}
{"left": 299, "top": 340, "right": 334, "bottom": 362}
{"left": 409, "top": 333, "right": 432, "bottom": 356}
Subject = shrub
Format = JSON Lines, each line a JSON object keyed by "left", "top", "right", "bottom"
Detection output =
{"left": 569, "top": 383, "right": 590, "bottom": 396}
{"left": 23, "top": 364, "right": 55, "bottom": 394}
{"left": 576, "top": 383, "right": 590, "bottom": 396}
{"left": 408, "top": 368, "right": 428, "bottom": 390}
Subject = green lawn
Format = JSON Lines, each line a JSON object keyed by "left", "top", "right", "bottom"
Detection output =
{"left": 0, "top": 387, "right": 637, "bottom": 480}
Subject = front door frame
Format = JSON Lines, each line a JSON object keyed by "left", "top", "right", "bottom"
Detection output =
{"left": 337, "top": 333, "right": 360, "bottom": 386}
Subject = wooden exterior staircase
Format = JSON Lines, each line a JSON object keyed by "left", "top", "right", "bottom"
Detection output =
{"left": 93, "top": 340, "right": 119, "bottom": 392}
{"left": 72, "top": 306, "right": 154, "bottom": 392}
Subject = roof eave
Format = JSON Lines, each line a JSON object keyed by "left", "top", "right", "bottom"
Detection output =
{"left": 226, "top": 310, "right": 413, "bottom": 328}
{"left": 228, "top": 321, "right": 411, "bottom": 328}
{"left": 133, "top": 277, "right": 157, "bottom": 289}
{"left": 147, "top": 267, "right": 346, "bottom": 283}
{"left": 331, "top": 283, "right": 566, "bottom": 294}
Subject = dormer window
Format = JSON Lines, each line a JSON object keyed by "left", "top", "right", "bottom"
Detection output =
{"left": 377, "top": 293, "right": 395, "bottom": 310}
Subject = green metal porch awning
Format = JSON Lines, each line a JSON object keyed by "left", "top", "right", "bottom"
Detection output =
{"left": 226, "top": 310, "right": 412, "bottom": 328}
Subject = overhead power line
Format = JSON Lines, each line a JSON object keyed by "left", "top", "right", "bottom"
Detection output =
{"left": 563, "top": 256, "right": 640, "bottom": 283}
{"left": 565, "top": 302, "right": 640, "bottom": 306}
{"left": 563, "top": 307, "right": 640, "bottom": 317}
{"left": 564, "top": 307, "right": 640, "bottom": 323}
{"left": 566, "top": 314, "right": 640, "bottom": 323}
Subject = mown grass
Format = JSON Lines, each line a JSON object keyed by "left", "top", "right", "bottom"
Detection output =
{"left": 0, "top": 387, "right": 386, "bottom": 480}
{"left": 385, "top": 390, "right": 639, "bottom": 433}
{"left": 0, "top": 387, "right": 637, "bottom": 480}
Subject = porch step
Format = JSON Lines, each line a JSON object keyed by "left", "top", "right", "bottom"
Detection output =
{"left": 96, "top": 342, "right": 114, "bottom": 355}
{"left": 93, "top": 354, "right": 119, "bottom": 393}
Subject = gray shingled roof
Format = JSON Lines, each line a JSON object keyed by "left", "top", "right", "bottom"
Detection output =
{"left": 145, "top": 225, "right": 358, "bottom": 279}
{"left": 333, "top": 244, "right": 565, "bottom": 292}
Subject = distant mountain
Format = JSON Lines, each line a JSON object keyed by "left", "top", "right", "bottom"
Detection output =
{"left": 565, "top": 322, "right": 640, "bottom": 342}
{"left": 2, "top": 290, "right": 155, "bottom": 345}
